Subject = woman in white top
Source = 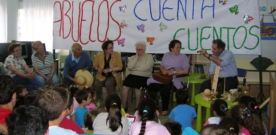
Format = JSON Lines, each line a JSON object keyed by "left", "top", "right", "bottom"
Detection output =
{"left": 93, "top": 93, "right": 129, "bottom": 135}
{"left": 121, "top": 41, "right": 154, "bottom": 111}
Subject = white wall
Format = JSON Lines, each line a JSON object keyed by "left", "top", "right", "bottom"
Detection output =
{"left": 7, "top": 0, "right": 18, "bottom": 42}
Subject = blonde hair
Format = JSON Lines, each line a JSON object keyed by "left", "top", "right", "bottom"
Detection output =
{"left": 32, "top": 41, "right": 43, "bottom": 51}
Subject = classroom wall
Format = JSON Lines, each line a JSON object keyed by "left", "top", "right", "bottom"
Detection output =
{"left": 7, "top": 0, "right": 18, "bottom": 42}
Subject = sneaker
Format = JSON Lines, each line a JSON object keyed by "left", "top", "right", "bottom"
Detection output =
{"left": 161, "top": 111, "right": 168, "bottom": 116}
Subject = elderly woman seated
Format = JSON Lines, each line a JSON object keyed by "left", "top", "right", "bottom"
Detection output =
{"left": 121, "top": 41, "right": 154, "bottom": 111}
{"left": 31, "top": 41, "right": 59, "bottom": 88}
{"left": 4, "top": 43, "right": 41, "bottom": 91}
{"left": 147, "top": 39, "right": 190, "bottom": 115}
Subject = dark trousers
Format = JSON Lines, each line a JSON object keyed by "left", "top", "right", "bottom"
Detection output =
{"left": 148, "top": 83, "right": 176, "bottom": 111}
{"left": 94, "top": 76, "right": 116, "bottom": 101}
{"left": 13, "top": 75, "right": 42, "bottom": 91}
{"left": 62, "top": 78, "right": 75, "bottom": 86}
{"left": 199, "top": 76, "right": 238, "bottom": 93}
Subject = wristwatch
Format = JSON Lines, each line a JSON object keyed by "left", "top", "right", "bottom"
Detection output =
{"left": 173, "top": 70, "right": 176, "bottom": 74}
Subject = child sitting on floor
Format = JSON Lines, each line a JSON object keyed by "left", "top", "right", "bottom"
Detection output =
{"left": 204, "top": 99, "right": 228, "bottom": 126}
{"left": 14, "top": 85, "right": 28, "bottom": 108}
{"left": 84, "top": 109, "right": 99, "bottom": 134}
{"left": 169, "top": 89, "right": 197, "bottom": 131}
{"left": 75, "top": 90, "right": 91, "bottom": 128}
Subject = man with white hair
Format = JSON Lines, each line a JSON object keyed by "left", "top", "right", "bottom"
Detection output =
{"left": 63, "top": 43, "right": 92, "bottom": 86}
{"left": 121, "top": 41, "right": 154, "bottom": 111}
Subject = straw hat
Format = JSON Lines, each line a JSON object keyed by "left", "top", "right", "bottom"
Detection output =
{"left": 75, "top": 70, "right": 93, "bottom": 90}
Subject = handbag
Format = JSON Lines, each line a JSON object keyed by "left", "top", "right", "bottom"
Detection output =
{"left": 152, "top": 72, "right": 173, "bottom": 85}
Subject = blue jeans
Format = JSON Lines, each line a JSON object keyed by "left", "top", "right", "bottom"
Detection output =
{"left": 35, "top": 73, "right": 59, "bottom": 88}
{"left": 13, "top": 75, "right": 42, "bottom": 91}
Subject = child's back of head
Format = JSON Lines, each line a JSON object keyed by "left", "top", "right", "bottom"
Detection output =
{"left": 229, "top": 104, "right": 265, "bottom": 135}
{"left": 38, "top": 88, "right": 69, "bottom": 122}
{"left": 104, "top": 93, "right": 123, "bottom": 132}
{"left": 14, "top": 85, "right": 28, "bottom": 97}
{"left": 0, "top": 75, "right": 16, "bottom": 105}
{"left": 238, "top": 96, "right": 262, "bottom": 120}
{"left": 6, "top": 105, "right": 48, "bottom": 135}
{"left": 219, "top": 117, "right": 239, "bottom": 135}
{"left": 84, "top": 109, "right": 99, "bottom": 130}
{"left": 24, "top": 90, "right": 44, "bottom": 107}
{"left": 164, "top": 122, "right": 182, "bottom": 135}
{"left": 211, "top": 99, "right": 228, "bottom": 117}
{"left": 69, "top": 87, "right": 79, "bottom": 97}
{"left": 138, "top": 98, "right": 157, "bottom": 135}
{"left": 176, "top": 89, "right": 189, "bottom": 104}
{"left": 75, "top": 90, "right": 90, "bottom": 104}
{"left": 201, "top": 124, "right": 231, "bottom": 135}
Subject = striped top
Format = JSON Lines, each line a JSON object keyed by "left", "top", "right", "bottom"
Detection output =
{"left": 31, "top": 51, "right": 54, "bottom": 74}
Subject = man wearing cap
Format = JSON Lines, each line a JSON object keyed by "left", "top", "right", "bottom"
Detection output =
{"left": 63, "top": 43, "right": 92, "bottom": 86}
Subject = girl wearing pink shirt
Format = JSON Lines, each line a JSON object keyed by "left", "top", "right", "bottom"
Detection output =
{"left": 129, "top": 98, "right": 170, "bottom": 135}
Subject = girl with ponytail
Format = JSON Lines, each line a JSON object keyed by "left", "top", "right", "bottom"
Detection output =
{"left": 204, "top": 99, "right": 228, "bottom": 126}
{"left": 129, "top": 98, "right": 170, "bottom": 135}
{"left": 93, "top": 93, "right": 129, "bottom": 135}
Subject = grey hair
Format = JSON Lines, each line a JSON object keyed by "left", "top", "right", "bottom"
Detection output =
{"left": 71, "top": 43, "right": 80, "bottom": 51}
{"left": 135, "top": 41, "right": 146, "bottom": 51}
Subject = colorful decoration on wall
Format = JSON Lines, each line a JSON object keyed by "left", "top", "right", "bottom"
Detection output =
{"left": 261, "top": 23, "right": 276, "bottom": 40}
{"left": 120, "top": 20, "right": 127, "bottom": 28}
{"left": 229, "top": 5, "right": 239, "bottom": 15}
{"left": 219, "top": 0, "right": 227, "bottom": 5}
{"left": 159, "top": 22, "right": 167, "bottom": 31}
{"left": 119, "top": 5, "right": 127, "bottom": 13}
{"left": 244, "top": 14, "right": 254, "bottom": 24}
{"left": 146, "top": 37, "right": 155, "bottom": 45}
{"left": 137, "top": 24, "right": 145, "bottom": 32}
{"left": 117, "top": 38, "right": 125, "bottom": 47}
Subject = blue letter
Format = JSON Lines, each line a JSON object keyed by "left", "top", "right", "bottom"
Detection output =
{"left": 177, "top": 0, "right": 187, "bottom": 20}
{"left": 134, "top": 0, "right": 147, "bottom": 21}
{"left": 149, "top": 0, "right": 161, "bottom": 21}
{"left": 192, "top": 0, "right": 195, "bottom": 19}
{"left": 162, "top": 0, "right": 174, "bottom": 21}
{"left": 201, "top": 0, "right": 215, "bottom": 19}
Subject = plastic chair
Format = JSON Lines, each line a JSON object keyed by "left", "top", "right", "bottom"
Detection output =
{"left": 237, "top": 68, "right": 247, "bottom": 85}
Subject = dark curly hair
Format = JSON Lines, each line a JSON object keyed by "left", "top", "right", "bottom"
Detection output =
{"left": 102, "top": 40, "right": 114, "bottom": 51}
{"left": 168, "top": 39, "right": 182, "bottom": 52}
{"left": 230, "top": 104, "right": 265, "bottom": 135}
{"left": 0, "top": 75, "right": 16, "bottom": 104}
{"left": 211, "top": 99, "right": 228, "bottom": 117}
{"left": 6, "top": 105, "right": 49, "bottom": 135}
{"left": 8, "top": 43, "right": 21, "bottom": 54}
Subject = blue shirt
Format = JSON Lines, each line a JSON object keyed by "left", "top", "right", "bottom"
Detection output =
{"left": 169, "top": 104, "right": 197, "bottom": 131}
{"left": 209, "top": 50, "right": 237, "bottom": 77}
{"left": 76, "top": 106, "right": 88, "bottom": 127}
{"left": 71, "top": 52, "right": 81, "bottom": 63}
{"left": 49, "top": 126, "right": 78, "bottom": 135}
{"left": 64, "top": 51, "right": 92, "bottom": 80}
